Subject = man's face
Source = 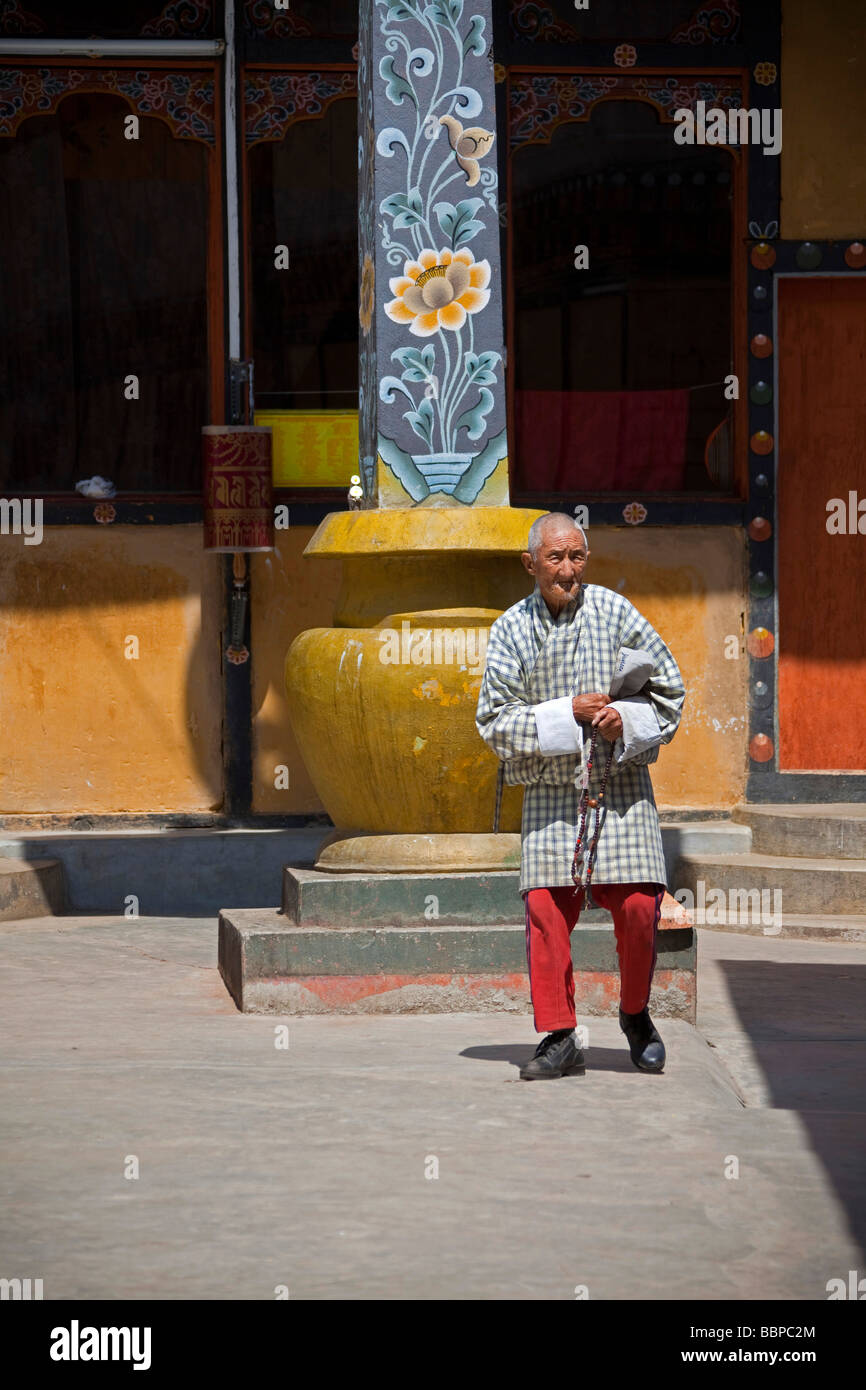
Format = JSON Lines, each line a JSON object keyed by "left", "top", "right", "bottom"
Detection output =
{"left": 521, "top": 522, "right": 589, "bottom": 615}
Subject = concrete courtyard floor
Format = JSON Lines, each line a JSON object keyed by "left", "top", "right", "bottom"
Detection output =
{"left": 0, "top": 914, "right": 864, "bottom": 1301}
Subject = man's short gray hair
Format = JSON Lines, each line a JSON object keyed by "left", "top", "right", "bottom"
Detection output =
{"left": 527, "top": 512, "right": 588, "bottom": 559}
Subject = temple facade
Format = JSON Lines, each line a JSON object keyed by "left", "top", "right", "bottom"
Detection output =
{"left": 0, "top": 0, "right": 864, "bottom": 845}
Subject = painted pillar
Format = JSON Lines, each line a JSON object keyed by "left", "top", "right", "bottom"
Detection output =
{"left": 286, "top": 1, "right": 540, "bottom": 863}
{"left": 358, "top": 0, "right": 508, "bottom": 508}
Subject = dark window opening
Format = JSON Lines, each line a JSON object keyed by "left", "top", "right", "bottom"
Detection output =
{"left": 249, "top": 96, "right": 358, "bottom": 411}
{"left": 0, "top": 1, "right": 220, "bottom": 39}
{"left": 0, "top": 91, "right": 210, "bottom": 493}
{"left": 511, "top": 98, "right": 734, "bottom": 497}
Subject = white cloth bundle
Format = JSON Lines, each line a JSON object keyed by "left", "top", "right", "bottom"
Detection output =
{"left": 534, "top": 645, "right": 662, "bottom": 765}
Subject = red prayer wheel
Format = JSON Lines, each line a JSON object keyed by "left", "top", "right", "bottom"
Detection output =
{"left": 202, "top": 425, "right": 274, "bottom": 552}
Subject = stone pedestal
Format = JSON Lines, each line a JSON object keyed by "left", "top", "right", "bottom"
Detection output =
{"left": 218, "top": 870, "right": 697, "bottom": 1019}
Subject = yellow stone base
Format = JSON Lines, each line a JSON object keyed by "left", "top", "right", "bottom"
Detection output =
{"left": 316, "top": 831, "right": 522, "bottom": 874}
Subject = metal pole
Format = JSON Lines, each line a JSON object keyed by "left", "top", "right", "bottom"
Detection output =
{"left": 223, "top": 0, "right": 242, "bottom": 366}
{"left": 0, "top": 39, "right": 224, "bottom": 56}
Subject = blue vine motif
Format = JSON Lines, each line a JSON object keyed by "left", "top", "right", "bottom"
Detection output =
{"left": 372, "top": 0, "right": 504, "bottom": 500}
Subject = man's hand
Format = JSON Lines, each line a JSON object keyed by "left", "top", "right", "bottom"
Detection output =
{"left": 592, "top": 705, "right": 623, "bottom": 742}
{"left": 572, "top": 692, "right": 610, "bottom": 723}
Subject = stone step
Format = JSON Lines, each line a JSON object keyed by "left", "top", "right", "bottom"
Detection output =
{"left": 0, "top": 822, "right": 738, "bottom": 915}
{"left": 284, "top": 865, "right": 545, "bottom": 927}
{"left": 661, "top": 820, "right": 751, "bottom": 883}
{"left": 218, "top": 908, "right": 696, "bottom": 1018}
{"left": 693, "top": 913, "right": 866, "bottom": 942}
{"left": 674, "top": 851, "right": 866, "bottom": 916}
{"left": 0, "top": 859, "right": 66, "bottom": 920}
{"left": 0, "top": 827, "right": 330, "bottom": 914}
{"left": 731, "top": 803, "right": 866, "bottom": 860}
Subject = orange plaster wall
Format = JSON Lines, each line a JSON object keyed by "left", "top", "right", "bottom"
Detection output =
{"left": 584, "top": 528, "right": 746, "bottom": 809}
{"left": 251, "top": 528, "right": 344, "bottom": 814}
{"left": 0, "top": 527, "right": 222, "bottom": 814}
{"left": 253, "top": 523, "right": 745, "bottom": 815}
{"left": 781, "top": 0, "right": 866, "bottom": 239}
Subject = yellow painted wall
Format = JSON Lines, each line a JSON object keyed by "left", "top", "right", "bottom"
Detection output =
{"left": 781, "top": 0, "right": 866, "bottom": 238}
{"left": 0, "top": 521, "right": 744, "bottom": 818}
{"left": 254, "top": 522, "right": 746, "bottom": 813}
{"left": 0, "top": 527, "right": 222, "bottom": 814}
{"left": 584, "top": 528, "right": 746, "bottom": 810}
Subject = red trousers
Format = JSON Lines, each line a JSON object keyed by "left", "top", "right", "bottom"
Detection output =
{"left": 524, "top": 883, "right": 664, "bottom": 1033}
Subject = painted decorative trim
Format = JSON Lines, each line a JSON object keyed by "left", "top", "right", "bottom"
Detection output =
{"left": 509, "top": 72, "right": 745, "bottom": 150}
{"left": 141, "top": 1, "right": 214, "bottom": 38}
{"left": 0, "top": 0, "right": 43, "bottom": 34}
{"left": 506, "top": 0, "right": 741, "bottom": 46}
{"left": 244, "top": 69, "right": 357, "bottom": 144}
{"left": 671, "top": 1, "right": 741, "bottom": 46}
{"left": 746, "top": 238, "right": 866, "bottom": 791}
{"left": 622, "top": 502, "right": 647, "bottom": 525}
{"left": 507, "top": 2, "right": 580, "bottom": 45}
{"left": 358, "top": 36, "right": 377, "bottom": 502}
{"left": 244, "top": 0, "right": 315, "bottom": 39}
{"left": 243, "top": 0, "right": 357, "bottom": 40}
{"left": 753, "top": 61, "right": 777, "bottom": 85}
{"left": 0, "top": 67, "right": 217, "bottom": 144}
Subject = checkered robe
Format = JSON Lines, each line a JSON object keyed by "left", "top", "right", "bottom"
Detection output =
{"left": 476, "top": 583, "right": 685, "bottom": 894}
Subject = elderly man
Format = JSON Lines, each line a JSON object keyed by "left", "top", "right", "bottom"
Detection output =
{"left": 476, "top": 513, "right": 685, "bottom": 1080}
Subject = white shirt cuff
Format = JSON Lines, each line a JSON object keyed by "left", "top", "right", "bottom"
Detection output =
{"left": 609, "top": 697, "right": 662, "bottom": 763}
{"left": 534, "top": 696, "right": 581, "bottom": 756}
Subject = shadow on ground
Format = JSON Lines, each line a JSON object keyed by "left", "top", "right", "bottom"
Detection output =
{"left": 462, "top": 1042, "right": 638, "bottom": 1074}
{"left": 719, "top": 958, "right": 866, "bottom": 1253}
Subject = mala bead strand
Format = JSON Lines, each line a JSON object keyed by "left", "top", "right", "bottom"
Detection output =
{"left": 584, "top": 744, "right": 614, "bottom": 890}
{"left": 571, "top": 726, "right": 615, "bottom": 891}
{"left": 570, "top": 727, "right": 598, "bottom": 888}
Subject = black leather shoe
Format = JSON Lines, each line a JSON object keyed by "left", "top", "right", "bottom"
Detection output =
{"left": 619, "top": 1007, "right": 665, "bottom": 1073}
{"left": 519, "top": 1029, "right": 585, "bottom": 1080}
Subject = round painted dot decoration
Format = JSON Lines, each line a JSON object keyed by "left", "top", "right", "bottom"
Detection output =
{"left": 750, "top": 381, "right": 772, "bottom": 405}
{"left": 747, "top": 627, "right": 775, "bottom": 658}
{"left": 749, "top": 734, "right": 774, "bottom": 762}
{"left": 750, "top": 242, "right": 776, "bottom": 269}
{"left": 750, "top": 430, "right": 773, "bottom": 455}
{"left": 750, "top": 571, "right": 774, "bottom": 598}
{"left": 795, "top": 242, "right": 822, "bottom": 270}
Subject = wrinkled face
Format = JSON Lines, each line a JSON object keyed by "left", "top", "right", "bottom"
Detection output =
{"left": 521, "top": 521, "right": 589, "bottom": 615}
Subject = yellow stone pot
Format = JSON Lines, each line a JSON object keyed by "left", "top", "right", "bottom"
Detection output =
{"left": 284, "top": 506, "right": 544, "bottom": 842}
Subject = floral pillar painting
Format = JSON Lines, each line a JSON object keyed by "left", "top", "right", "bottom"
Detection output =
{"left": 358, "top": 0, "right": 509, "bottom": 508}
